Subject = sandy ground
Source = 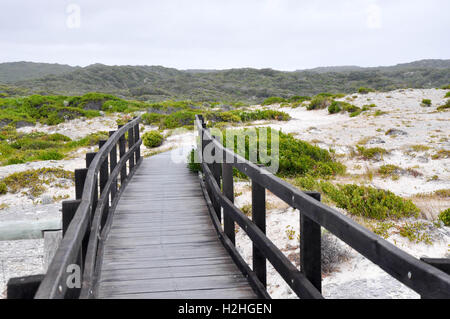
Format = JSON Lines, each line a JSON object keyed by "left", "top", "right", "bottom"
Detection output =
{"left": 232, "top": 88, "right": 450, "bottom": 298}
{"left": 0, "top": 89, "right": 449, "bottom": 298}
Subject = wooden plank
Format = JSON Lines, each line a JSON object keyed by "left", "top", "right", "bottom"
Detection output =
{"left": 101, "top": 287, "right": 257, "bottom": 299}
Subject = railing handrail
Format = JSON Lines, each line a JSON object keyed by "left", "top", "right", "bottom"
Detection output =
{"left": 195, "top": 114, "right": 450, "bottom": 299}
{"left": 35, "top": 116, "right": 142, "bottom": 299}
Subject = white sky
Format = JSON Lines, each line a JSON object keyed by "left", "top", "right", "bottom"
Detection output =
{"left": 0, "top": 0, "right": 449, "bottom": 70}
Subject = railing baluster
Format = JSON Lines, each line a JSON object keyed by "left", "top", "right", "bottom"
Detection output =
{"left": 74, "top": 169, "right": 87, "bottom": 200}
{"left": 222, "top": 162, "right": 235, "bottom": 245}
{"left": 301, "top": 192, "right": 322, "bottom": 292}
{"left": 127, "top": 122, "right": 135, "bottom": 173}
{"left": 98, "top": 140, "right": 109, "bottom": 228}
{"left": 211, "top": 136, "right": 222, "bottom": 223}
{"left": 108, "top": 131, "right": 117, "bottom": 201}
{"left": 118, "top": 124, "right": 127, "bottom": 185}
{"left": 61, "top": 199, "right": 82, "bottom": 298}
{"left": 134, "top": 122, "right": 140, "bottom": 162}
{"left": 252, "top": 178, "right": 266, "bottom": 288}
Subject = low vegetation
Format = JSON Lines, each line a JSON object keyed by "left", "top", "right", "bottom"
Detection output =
{"left": 220, "top": 128, "right": 345, "bottom": 178}
{"left": 438, "top": 208, "right": 450, "bottom": 226}
{"left": 295, "top": 176, "right": 420, "bottom": 220}
{"left": 436, "top": 99, "right": 450, "bottom": 111}
{"left": 142, "top": 130, "right": 164, "bottom": 148}
{"left": 0, "top": 126, "right": 108, "bottom": 165}
{"left": 0, "top": 168, "right": 74, "bottom": 197}
{"left": 421, "top": 98, "right": 432, "bottom": 106}
{"left": 355, "top": 146, "right": 388, "bottom": 160}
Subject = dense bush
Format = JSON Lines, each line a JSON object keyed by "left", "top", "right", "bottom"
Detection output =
{"left": 142, "top": 130, "right": 164, "bottom": 148}
{"left": 142, "top": 113, "right": 166, "bottom": 125}
{"left": 221, "top": 128, "right": 345, "bottom": 178}
{"left": 261, "top": 97, "right": 286, "bottom": 105}
{"left": 307, "top": 95, "right": 332, "bottom": 110}
{"left": 421, "top": 99, "right": 432, "bottom": 106}
{"left": 438, "top": 208, "right": 450, "bottom": 226}
{"left": 295, "top": 177, "right": 419, "bottom": 220}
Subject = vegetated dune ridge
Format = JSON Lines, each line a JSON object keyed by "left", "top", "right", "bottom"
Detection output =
{"left": 0, "top": 88, "right": 449, "bottom": 298}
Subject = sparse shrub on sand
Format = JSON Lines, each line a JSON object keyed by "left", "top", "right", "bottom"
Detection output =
{"left": 436, "top": 99, "right": 450, "bottom": 111}
{"left": 421, "top": 99, "right": 432, "bottom": 106}
{"left": 356, "top": 145, "right": 388, "bottom": 160}
{"left": 0, "top": 168, "right": 74, "bottom": 197}
{"left": 358, "top": 87, "right": 375, "bottom": 94}
{"left": 142, "top": 130, "right": 164, "bottom": 148}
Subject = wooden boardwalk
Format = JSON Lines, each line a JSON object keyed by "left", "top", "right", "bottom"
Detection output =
{"left": 96, "top": 151, "right": 257, "bottom": 299}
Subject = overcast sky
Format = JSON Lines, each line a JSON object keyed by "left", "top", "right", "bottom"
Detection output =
{"left": 0, "top": 0, "right": 449, "bottom": 70}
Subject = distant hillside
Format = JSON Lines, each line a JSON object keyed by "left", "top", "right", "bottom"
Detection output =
{"left": 0, "top": 62, "right": 77, "bottom": 83}
{"left": 3, "top": 59, "right": 450, "bottom": 102}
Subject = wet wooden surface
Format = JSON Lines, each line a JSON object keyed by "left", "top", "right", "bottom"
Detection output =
{"left": 96, "top": 151, "right": 257, "bottom": 299}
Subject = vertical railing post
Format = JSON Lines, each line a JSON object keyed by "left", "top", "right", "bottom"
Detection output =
{"left": 62, "top": 200, "right": 81, "bottom": 237}
{"left": 134, "top": 122, "right": 140, "bottom": 163}
{"left": 301, "top": 192, "right": 322, "bottom": 292}
{"left": 109, "top": 131, "right": 117, "bottom": 201}
{"left": 252, "top": 170, "right": 266, "bottom": 288}
{"left": 127, "top": 122, "right": 135, "bottom": 173}
{"left": 118, "top": 124, "right": 127, "bottom": 184}
{"left": 211, "top": 136, "right": 222, "bottom": 223}
{"left": 61, "top": 199, "right": 82, "bottom": 298}
{"left": 85, "top": 152, "right": 98, "bottom": 219}
{"left": 99, "top": 140, "right": 110, "bottom": 228}
{"left": 222, "top": 161, "right": 235, "bottom": 245}
{"left": 74, "top": 168, "right": 87, "bottom": 200}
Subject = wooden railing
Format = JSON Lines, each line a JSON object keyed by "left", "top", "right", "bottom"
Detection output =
{"left": 34, "top": 117, "right": 142, "bottom": 299}
{"left": 195, "top": 114, "right": 450, "bottom": 299}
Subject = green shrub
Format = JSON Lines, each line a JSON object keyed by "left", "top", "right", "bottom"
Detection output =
{"left": 421, "top": 99, "right": 432, "bottom": 106}
{"left": 307, "top": 95, "right": 332, "bottom": 110}
{"left": 322, "top": 183, "right": 419, "bottom": 220}
{"left": 378, "top": 164, "right": 401, "bottom": 177}
{"left": 328, "top": 101, "right": 342, "bottom": 114}
{"left": 142, "top": 131, "right": 164, "bottom": 148}
{"left": 288, "top": 96, "right": 311, "bottom": 103}
{"left": 358, "top": 87, "right": 375, "bottom": 94}
{"left": 261, "top": 97, "right": 287, "bottom": 106}
{"left": 356, "top": 146, "right": 387, "bottom": 160}
{"left": 0, "top": 182, "right": 7, "bottom": 194}
{"left": 221, "top": 128, "right": 345, "bottom": 178}
{"left": 438, "top": 208, "right": 450, "bottom": 226}
{"left": 142, "top": 113, "right": 166, "bottom": 125}
{"left": 1, "top": 168, "right": 74, "bottom": 197}
{"left": 187, "top": 149, "right": 201, "bottom": 173}
{"left": 162, "top": 110, "right": 199, "bottom": 129}
{"left": 445, "top": 91, "right": 450, "bottom": 98}
{"left": 437, "top": 99, "right": 450, "bottom": 111}
{"left": 38, "top": 150, "right": 64, "bottom": 160}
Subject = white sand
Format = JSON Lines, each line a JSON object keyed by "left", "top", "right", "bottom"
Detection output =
{"left": 1, "top": 89, "right": 449, "bottom": 298}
